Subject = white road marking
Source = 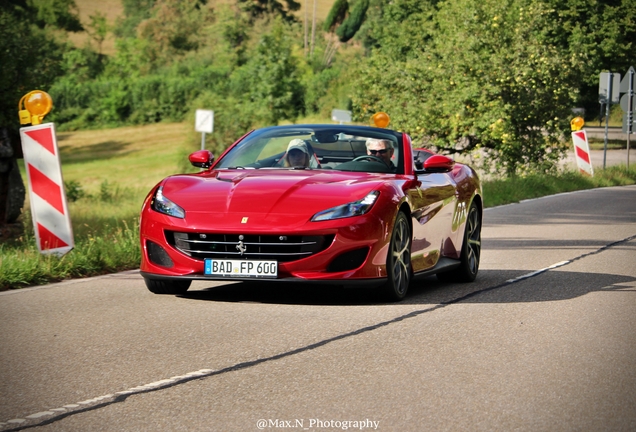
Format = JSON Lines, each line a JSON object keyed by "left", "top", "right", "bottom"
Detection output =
{"left": 25, "top": 412, "right": 54, "bottom": 419}
{"left": 0, "top": 371, "right": 216, "bottom": 431}
{"left": 505, "top": 260, "right": 571, "bottom": 283}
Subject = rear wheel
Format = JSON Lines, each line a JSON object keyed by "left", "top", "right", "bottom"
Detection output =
{"left": 383, "top": 212, "right": 412, "bottom": 301}
{"left": 144, "top": 278, "right": 192, "bottom": 295}
{"left": 438, "top": 201, "right": 481, "bottom": 283}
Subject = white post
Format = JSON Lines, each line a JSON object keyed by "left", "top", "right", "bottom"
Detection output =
{"left": 604, "top": 73, "right": 612, "bottom": 169}
{"left": 627, "top": 69, "right": 633, "bottom": 169}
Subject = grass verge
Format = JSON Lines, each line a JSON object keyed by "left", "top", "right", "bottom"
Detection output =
{"left": 483, "top": 165, "right": 636, "bottom": 207}
{"left": 1, "top": 185, "right": 143, "bottom": 290}
{"left": 1, "top": 221, "right": 140, "bottom": 289}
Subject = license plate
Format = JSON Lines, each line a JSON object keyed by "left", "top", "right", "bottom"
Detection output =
{"left": 204, "top": 259, "right": 278, "bottom": 278}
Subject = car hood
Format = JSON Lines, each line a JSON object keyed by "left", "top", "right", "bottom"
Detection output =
{"left": 160, "top": 169, "right": 395, "bottom": 227}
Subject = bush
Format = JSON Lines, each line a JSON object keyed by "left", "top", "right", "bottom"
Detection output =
{"left": 64, "top": 180, "right": 86, "bottom": 202}
{"left": 50, "top": 57, "right": 230, "bottom": 130}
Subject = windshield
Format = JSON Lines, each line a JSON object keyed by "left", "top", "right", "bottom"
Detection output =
{"left": 216, "top": 126, "right": 404, "bottom": 174}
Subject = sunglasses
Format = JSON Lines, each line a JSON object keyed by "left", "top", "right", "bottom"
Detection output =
{"left": 369, "top": 149, "right": 389, "bottom": 155}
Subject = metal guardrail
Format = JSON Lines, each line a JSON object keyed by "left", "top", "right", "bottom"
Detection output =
{"left": 584, "top": 127, "right": 628, "bottom": 140}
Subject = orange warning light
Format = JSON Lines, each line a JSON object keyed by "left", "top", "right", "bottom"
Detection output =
{"left": 370, "top": 112, "right": 390, "bottom": 128}
{"left": 19, "top": 90, "right": 53, "bottom": 125}
{"left": 570, "top": 116, "right": 584, "bottom": 131}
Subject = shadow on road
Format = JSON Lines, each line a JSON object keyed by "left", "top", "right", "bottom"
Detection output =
{"left": 179, "top": 281, "right": 388, "bottom": 306}
{"left": 177, "top": 269, "right": 635, "bottom": 307}
{"left": 409, "top": 270, "right": 635, "bottom": 305}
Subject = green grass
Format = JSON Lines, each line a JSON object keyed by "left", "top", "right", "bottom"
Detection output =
{"left": 54, "top": 122, "right": 194, "bottom": 196}
{"left": 1, "top": 218, "right": 140, "bottom": 288}
{"left": 2, "top": 122, "right": 194, "bottom": 290}
{"left": 2, "top": 121, "right": 636, "bottom": 290}
{"left": 483, "top": 166, "right": 636, "bottom": 208}
{"left": 1, "top": 181, "right": 144, "bottom": 289}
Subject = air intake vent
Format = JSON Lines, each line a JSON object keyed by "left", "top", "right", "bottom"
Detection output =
{"left": 327, "top": 248, "right": 369, "bottom": 272}
{"left": 166, "top": 232, "right": 334, "bottom": 263}
{"left": 147, "top": 240, "right": 174, "bottom": 268}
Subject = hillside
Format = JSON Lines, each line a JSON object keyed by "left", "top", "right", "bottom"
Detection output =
{"left": 69, "top": 0, "right": 337, "bottom": 55}
{"left": 68, "top": 0, "right": 123, "bottom": 55}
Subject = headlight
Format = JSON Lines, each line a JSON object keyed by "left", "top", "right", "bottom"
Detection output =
{"left": 311, "top": 191, "right": 379, "bottom": 221}
{"left": 152, "top": 186, "right": 185, "bottom": 219}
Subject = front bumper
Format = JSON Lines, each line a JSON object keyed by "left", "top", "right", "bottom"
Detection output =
{"left": 139, "top": 207, "right": 395, "bottom": 284}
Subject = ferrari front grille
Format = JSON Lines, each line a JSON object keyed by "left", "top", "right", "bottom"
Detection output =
{"left": 166, "top": 232, "right": 334, "bottom": 262}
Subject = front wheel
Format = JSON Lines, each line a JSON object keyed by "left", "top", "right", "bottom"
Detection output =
{"left": 144, "top": 278, "right": 192, "bottom": 295}
{"left": 382, "top": 212, "right": 412, "bottom": 301}
{"left": 438, "top": 201, "right": 481, "bottom": 283}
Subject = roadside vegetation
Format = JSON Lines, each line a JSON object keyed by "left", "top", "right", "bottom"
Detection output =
{"left": 3, "top": 0, "right": 635, "bottom": 173}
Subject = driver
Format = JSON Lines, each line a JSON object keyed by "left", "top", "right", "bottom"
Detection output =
{"left": 284, "top": 139, "right": 310, "bottom": 167}
{"left": 365, "top": 138, "right": 395, "bottom": 170}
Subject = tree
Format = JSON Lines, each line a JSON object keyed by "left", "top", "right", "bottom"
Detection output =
{"left": 323, "top": 0, "right": 370, "bottom": 43}
{"left": 359, "top": 0, "right": 437, "bottom": 54}
{"left": 114, "top": 0, "right": 157, "bottom": 38}
{"left": 230, "top": 21, "right": 305, "bottom": 125}
{"left": 136, "top": 0, "right": 213, "bottom": 64}
{"left": 30, "top": 0, "right": 83, "bottom": 32}
{"left": 0, "top": 0, "right": 81, "bottom": 128}
{"left": 237, "top": 0, "right": 301, "bottom": 22}
{"left": 323, "top": 0, "right": 348, "bottom": 32}
{"left": 0, "top": 0, "right": 82, "bottom": 227}
{"left": 539, "top": 0, "right": 636, "bottom": 116}
{"left": 351, "top": 0, "right": 583, "bottom": 176}
{"left": 335, "top": 0, "right": 369, "bottom": 42}
{"left": 320, "top": 0, "right": 369, "bottom": 66}
{"left": 86, "top": 11, "right": 109, "bottom": 55}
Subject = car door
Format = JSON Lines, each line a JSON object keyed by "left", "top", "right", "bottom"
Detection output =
{"left": 407, "top": 171, "right": 457, "bottom": 271}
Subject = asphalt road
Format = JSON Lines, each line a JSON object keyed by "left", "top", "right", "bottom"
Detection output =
{"left": 1, "top": 186, "right": 635, "bottom": 432}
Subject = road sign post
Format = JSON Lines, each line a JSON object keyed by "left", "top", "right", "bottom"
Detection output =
{"left": 331, "top": 109, "right": 352, "bottom": 124}
{"left": 599, "top": 72, "right": 621, "bottom": 168}
{"left": 195, "top": 109, "right": 214, "bottom": 150}
{"left": 619, "top": 66, "right": 634, "bottom": 169}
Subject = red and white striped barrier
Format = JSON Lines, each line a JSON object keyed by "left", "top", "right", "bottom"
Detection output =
{"left": 20, "top": 123, "right": 74, "bottom": 255}
{"left": 571, "top": 130, "right": 594, "bottom": 176}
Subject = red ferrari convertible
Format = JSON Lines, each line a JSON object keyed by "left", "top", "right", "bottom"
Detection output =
{"left": 139, "top": 124, "right": 482, "bottom": 301}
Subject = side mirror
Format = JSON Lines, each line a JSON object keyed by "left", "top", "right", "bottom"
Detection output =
{"left": 418, "top": 154, "right": 455, "bottom": 173}
{"left": 189, "top": 150, "right": 214, "bottom": 169}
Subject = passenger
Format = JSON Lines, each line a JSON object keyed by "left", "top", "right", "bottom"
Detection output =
{"left": 365, "top": 138, "right": 395, "bottom": 170}
{"left": 284, "top": 139, "right": 310, "bottom": 167}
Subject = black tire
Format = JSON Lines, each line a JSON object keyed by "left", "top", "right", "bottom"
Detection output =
{"left": 382, "top": 212, "right": 412, "bottom": 301}
{"left": 437, "top": 201, "right": 481, "bottom": 283}
{"left": 144, "top": 278, "right": 192, "bottom": 295}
